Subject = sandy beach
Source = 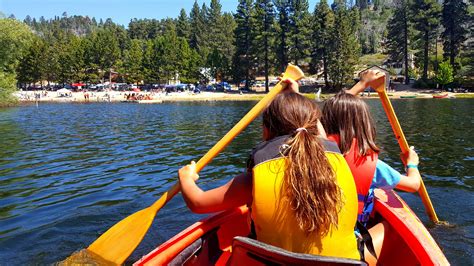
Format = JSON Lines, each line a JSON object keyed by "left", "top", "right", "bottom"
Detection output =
{"left": 14, "top": 87, "right": 471, "bottom": 104}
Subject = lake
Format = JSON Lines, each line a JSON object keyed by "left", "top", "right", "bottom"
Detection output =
{"left": 0, "top": 99, "right": 472, "bottom": 265}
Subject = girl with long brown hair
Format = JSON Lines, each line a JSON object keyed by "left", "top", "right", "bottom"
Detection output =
{"left": 178, "top": 81, "right": 360, "bottom": 259}
{"left": 321, "top": 71, "right": 422, "bottom": 264}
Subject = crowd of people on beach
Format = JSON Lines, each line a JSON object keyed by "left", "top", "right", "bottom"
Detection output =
{"left": 124, "top": 93, "right": 154, "bottom": 101}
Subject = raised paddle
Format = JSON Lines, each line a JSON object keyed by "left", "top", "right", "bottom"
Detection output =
{"left": 65, "top": 64, "right": 305, "bottom": 265}
{"left": 373, "top": 77, "right": 441, "bottom": 224}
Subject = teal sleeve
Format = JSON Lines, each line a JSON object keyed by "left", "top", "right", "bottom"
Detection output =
{"left": 371, "top": 160, "right": 402, "bottom": 189}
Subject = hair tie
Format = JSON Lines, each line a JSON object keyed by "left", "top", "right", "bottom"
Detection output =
{"left": 295, "top": 127, "right": 308, "bottom": 133}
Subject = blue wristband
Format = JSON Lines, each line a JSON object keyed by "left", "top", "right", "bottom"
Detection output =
{"left": 406, "top": 164, "right": 418, "bottom": 169}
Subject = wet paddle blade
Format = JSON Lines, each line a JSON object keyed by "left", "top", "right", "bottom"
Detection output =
{"left": 87, "top": 207, "right": 154, "bottom": 264}
{"left": 86, "top": 186, "right": 174, "bottom": 265}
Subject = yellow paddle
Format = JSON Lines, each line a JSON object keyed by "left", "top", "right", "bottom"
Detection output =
{"left": 373, "top": 77, "right": 441, "bottom": 224}
{"left": 64, "top": 64, "right": 304, "bottom": 265}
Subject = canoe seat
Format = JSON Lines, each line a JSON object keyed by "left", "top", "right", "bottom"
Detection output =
{"left": 227, "top": 236, "right": 367, "bottom": 266}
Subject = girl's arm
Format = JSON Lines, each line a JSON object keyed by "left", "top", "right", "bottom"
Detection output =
{"left": 179, "top": 161, "right": 253, "bottom": 214}
{"left": 395, "top": 146, "right": 421, "bottom": 192}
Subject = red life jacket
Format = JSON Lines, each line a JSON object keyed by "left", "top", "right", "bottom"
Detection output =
{"left": 327, "top": 135, "right": 378, "bottom": 215}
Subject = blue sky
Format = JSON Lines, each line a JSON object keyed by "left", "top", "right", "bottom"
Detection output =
{"left": 1, "top": 0, "right": 321, "bottom": 26}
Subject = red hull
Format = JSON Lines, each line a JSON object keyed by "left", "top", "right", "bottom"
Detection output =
{"left": 433, "top": 94, "right": 449, "bottom": 99}
{"left": 134, "top": 189, "right": 448, "bottom": 265}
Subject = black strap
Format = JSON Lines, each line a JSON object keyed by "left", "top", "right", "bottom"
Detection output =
{"left": 356, "top": 221, "right": 377, "bottom": 260}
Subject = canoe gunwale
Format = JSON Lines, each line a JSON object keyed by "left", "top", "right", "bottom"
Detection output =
{"left": 134, "top": 206, "right": 248, "bottom": 265}
{"left": 373, "top": 189, "right": 448, "bottom": 265}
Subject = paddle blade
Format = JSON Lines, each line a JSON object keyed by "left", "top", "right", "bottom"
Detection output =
{"left": 84, "top": 206, "right": 156, "bottom": 264}
{"left": 282, "top": 64, "right": 305, "bottom": 81}
{"left": 372, "top": 75, "right": 386, "bottom": 93}
{"left": 84, "top": 185, "right": 177, "bottom": 264}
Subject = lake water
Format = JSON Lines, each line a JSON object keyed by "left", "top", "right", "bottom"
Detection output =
{"left": 0, "top": 99, "right": 472, "bottom": 265}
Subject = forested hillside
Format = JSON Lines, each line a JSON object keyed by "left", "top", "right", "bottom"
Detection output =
{"left": 1, "top": 0, "right": 472, "bottom": 101}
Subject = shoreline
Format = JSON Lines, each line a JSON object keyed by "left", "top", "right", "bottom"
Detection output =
{"left": 14, "top": 90, "right": 474, "bottom": 104}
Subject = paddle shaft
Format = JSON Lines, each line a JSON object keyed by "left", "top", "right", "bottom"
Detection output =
{"left": 376, "top": 88, "right": 440, "bottom": 224}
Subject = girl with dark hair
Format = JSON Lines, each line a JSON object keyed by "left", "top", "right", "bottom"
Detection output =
{"left": 321, "top": 71, "right": 421, "bottom": 263}
{"left": 178, "top": 83, "right": 360, "bottom": 259}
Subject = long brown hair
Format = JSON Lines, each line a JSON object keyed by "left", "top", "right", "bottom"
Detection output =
{"left": 262, "top": 92, "right": 342, "bottom": 237}
{"left": 322, "top": 91, "right": 380, "bottom": 156}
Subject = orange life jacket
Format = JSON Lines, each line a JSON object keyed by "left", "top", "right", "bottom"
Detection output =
{"left": 327, "top": 135, "right": 378, "bottom": 216}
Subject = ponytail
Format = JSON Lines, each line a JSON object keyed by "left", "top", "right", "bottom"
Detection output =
{"left": 263, "top": 93, "right": 342, "bottom": 236}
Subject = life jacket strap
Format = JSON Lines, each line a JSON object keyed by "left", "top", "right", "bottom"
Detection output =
{"left": 358, "top": 191, "right": 375, "bottom": 224}
{"left": 355, "top": 221, "right": 377, "bottom": 261}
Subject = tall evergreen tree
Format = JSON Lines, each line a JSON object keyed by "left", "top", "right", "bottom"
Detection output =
{"left": 275, "top": 0, "right": 292, "bottom": 72}
{"left": 205, "top": 0, "right": 235, "bottom": 80}
{"left": 177, "top": 8, "right": 191, "bottom": 40}
{"left": 142, "top": 39, "right": 160, "bottom": 83}
{"left": 289, "top": 0, "right": 311, "bottom": 65}
{"left": 17, "top": 37, "right": 44, "bottom": 85}
{"left": 207, "top": 1, "right": 223, "bottom": 54}
{"left": 123, "top": 39, "right": 144, "bottom": 84}
{"left": 85, "top": 28, "right": 121, "bottom": 83}
{"left": 252, "top": 0, "right": 275, "bottom": 92}
{"left": 219, "top": 13, "right": 237, "bottom": 80}
{"left": 328, "top": 4, "right": 360, "bottom": 90}
{"left": 441, "top": 0, "right": 468, "bottom": 74}
{"left": 311, "top": 0, "right": 334, "bottom": 88}
{"left": 411, "top": 0, "right": 441, "bottom": 80}
{"left": 57, "top": 34, "right": 85, "bottom": 83}
{"left": 462, "top": 8, "right": 474, "bottom": 78}
{"left": 199, "top": 3, "right": 211, "bottom": 65}
{"left": 189, "top": 1, "right": 202, "bottom": 50}
{"left": 387, "top": 0, "right": 411, "bottom": 84}
{"left": 234, "top": 0, "right": 254, "bottom": 89}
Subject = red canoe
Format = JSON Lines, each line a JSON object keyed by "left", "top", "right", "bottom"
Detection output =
{"left": 433, "top": 94, "right": 449, "bottom": 99}
{"left": 134, "top": 189, "right": 448, "bottom": 265}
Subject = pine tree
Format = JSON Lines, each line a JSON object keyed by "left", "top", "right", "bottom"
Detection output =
{"left": 252, "top": 0, "right": 275, "bottom": 92}
{"left": 441, "top": 0, "right": 469, "bottom": 74}
{"left": 356, "top": 0, "right": 368, "bottom": 9}
{"left": 275, "top": 0, "right": 292, "bottom": 72}
{"left": 85, "top": 28, "right": 121, "bottom": 83}
{"left": 17, "top": 37, "right": 44, "bottom": 85}
{"left": 387, "top": 0, "right": 411, "bottom": 84}
{"left": 69, "top": 37, "right": 86, "bottom": 82}
{"left": 219, "top": 13, "right": 236, "bottom": 80}
{"left": 199, "top": 3, "right": 211, "bottom": 65}
{"left": 289, "top": 0, "right": 311, "bottom": 66}
{"left": 207, "top": 1, "right": 223, "bottom": 58}
{"left": 205, "top": 0, "right": 235, "bottom": 80}
{"left": 312, "top": 0, "right": 334, "bottom": 88}
{"left": 411, "top": 0, "right": 441, "bottom": 80}
{"left": 124, "top": 39, "right": 144, "bottom": 84}
{"left": 177, "top": 8, "right": 191, "bottom": 41}
{"left": 142, "top": 39, "right": 160, "bottom": 83}
{"left": 189, "top": 1, "right": 203, "bottom": 51}
{"left": 462, "top": 9, "right": 474, "bottom": 78}
{"left": 58, "top": 34, "right": 84, "bottom": 83}
{"left": 328, "top": 4, "right": 360, "bottom": 90}
{"left": 24, "top": 15, "right": 32, "bottom": 26}
{"left": 234, "top": 0, "right": 254, "bottom": 89}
